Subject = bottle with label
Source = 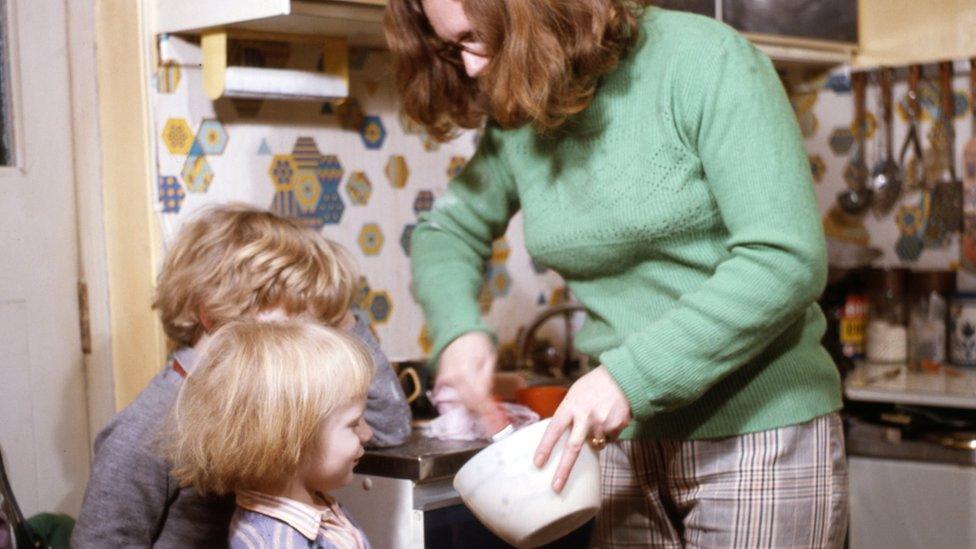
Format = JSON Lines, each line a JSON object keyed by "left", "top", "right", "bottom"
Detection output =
{"left": 841, "top": 293, "right": 868, "bottom": 360}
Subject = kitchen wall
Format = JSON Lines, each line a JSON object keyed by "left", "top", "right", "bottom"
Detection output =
{"left": 153, "top": 37, "right": 565, "bottom": 361}
{"left": 800, "top": 64, "right": 973, "bottom": 271}
{"left": 151, "top": 36, "right": 975, "bottom": 360}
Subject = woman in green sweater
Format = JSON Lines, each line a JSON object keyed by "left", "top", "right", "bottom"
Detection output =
{"left": 386, "top": 0, "right": 847, "bottom": 545}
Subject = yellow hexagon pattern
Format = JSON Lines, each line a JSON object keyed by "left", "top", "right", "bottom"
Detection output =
{"left": 358, "top": 223, "right": 384, "bottom": 256}
{"left": 293, "top": 170, "right": 322, "bottom": 213}
{"left": 385, "top": 155, "right": 410, "bottom": 189}
{"left": 162, "top": 118, "right": 194, "bottom": 155}
{"left": 269, "top": 154, "right": 298, "bottom": 192}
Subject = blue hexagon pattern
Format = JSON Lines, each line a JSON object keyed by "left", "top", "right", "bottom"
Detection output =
{"left": 197, "top": 119, "right": 228, "bottom": 155}
{"left": 318, "top": 155, "right": 344, "bottom": 187}
{"left": 360, "top": 115, "right": 387, "bottom": 150}
{"left": 367, "top": 291, "right": 392, "bottom": 324}
{"left": 400, "top": 224, "right": 416, "bottom": 256}
{"left": 413, "top": 190, "right": 434, "bottom": 216}
{"left": 158, "top": 176, "right": 185, "bottom": 213}
{"left": 269, "top": 178, "right": 345, "bottom": 230}
{"left": 486, "top": 264, "right": 511, "bottom": 298}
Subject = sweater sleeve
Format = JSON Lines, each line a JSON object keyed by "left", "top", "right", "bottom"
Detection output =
{"left": 600, "top": 32, "right": 828, "bottom": 420}
{"left": 410, "top": 126, "right": 520, "bottom": 365}
{"left": 350, "top": 313, "right": 412, "bottom": 448}
{"left": 71, "top": 377, "right": 178, "bottom": 547}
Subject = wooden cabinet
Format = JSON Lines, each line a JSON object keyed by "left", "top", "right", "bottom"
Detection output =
{"left": 153, "top": 0, "right": 976, "bottom": 73}
{"left": 154, "top": 0, "right": 388, "bottom": 47}
{"left": 856, "top": 0, "right": 976, "bottom": 68}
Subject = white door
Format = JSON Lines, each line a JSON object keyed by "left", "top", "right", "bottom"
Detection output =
{"left": 0, "top": 0, "right": 91, "bottom": 517}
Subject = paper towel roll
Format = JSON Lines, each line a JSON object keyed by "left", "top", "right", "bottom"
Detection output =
{"left": 221, "top": 66, "right": 348, "bottom": 101}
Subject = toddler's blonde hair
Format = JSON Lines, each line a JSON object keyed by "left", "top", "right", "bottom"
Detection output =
{"left": 154, "top": 203, "right": 357, "bottom": 346}
{"left": 167, "top": 320, "right": 374, "bottom": 495}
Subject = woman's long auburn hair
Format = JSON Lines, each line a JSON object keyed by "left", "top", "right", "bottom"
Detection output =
{"left": 385, "top": 0, "right": 652, "bottom": 141}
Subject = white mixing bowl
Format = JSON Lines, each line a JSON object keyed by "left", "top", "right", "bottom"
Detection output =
{"left": 453, "top": 418, "right": 601, "bottom": 548}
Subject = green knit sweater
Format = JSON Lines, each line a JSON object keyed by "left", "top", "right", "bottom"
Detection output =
{"left": 410, "top": 8, "right": 842, "bottom": 439}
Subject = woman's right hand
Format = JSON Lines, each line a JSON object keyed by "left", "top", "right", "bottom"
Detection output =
{"left": 435, "top": 331, "right": 498, "bottom": 420}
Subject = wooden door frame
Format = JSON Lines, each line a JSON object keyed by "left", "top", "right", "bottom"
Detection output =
{"left": 75, "top": 0, "right": 166, "bottom": 436}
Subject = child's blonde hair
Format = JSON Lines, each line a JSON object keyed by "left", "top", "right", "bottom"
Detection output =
{"left": 167, "top": 320, "right": 374, "bottom": 495}
{"left": 153, "top": 203, "right": 357, "bottom": 346}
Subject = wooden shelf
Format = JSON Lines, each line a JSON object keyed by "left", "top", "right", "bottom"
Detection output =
{"left": 744, "top": 32, "right": 855, "bottom": 68}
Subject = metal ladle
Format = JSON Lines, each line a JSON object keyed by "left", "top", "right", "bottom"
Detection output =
{"left": 871, "top": 67, "right": 903, "bottom": 215}
{"left": 838, "top": 72, "right": 873, "bottom": 214}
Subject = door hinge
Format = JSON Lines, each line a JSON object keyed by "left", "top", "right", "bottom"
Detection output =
{"left": 78, "top": 280, "right": 92, "bottom": 355}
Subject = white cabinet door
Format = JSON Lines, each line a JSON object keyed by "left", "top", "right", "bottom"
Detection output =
{"left": 333, "top": 474, "right": 422, "bottom": 549}
{"left": 0, "top": 0, "right": 90, "bottom": 517}
{"left": 850, "top": 457, "right": 976, "bottom": 549}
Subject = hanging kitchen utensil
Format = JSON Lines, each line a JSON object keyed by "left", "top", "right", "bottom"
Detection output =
{"left": 900, "top": 65, "right": 927, "bottom": 190}
{"left": 838, "top": 72, "right": 873, "bottom": 214}
{"left": 871, "top": 67, "right": 903, "bottom": 215}
{"left": 963, "top": 58, "right": 976, "bottom": 272}
{"left": 923, "top": 61, "right": 962, "bottom": 247}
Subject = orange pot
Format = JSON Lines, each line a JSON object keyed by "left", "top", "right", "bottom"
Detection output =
{"left": 515, "top": 385, "right": 568, "bottom": 419}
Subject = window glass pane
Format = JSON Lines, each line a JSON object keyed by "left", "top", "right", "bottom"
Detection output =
{"left": 0, "top": 0, "right": 14, "bottom": 166}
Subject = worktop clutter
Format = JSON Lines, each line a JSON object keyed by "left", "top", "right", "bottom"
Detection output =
{"left": 816, "top": 58, "right": 976, "bottom": 404}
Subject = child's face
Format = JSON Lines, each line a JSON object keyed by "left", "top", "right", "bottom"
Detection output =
{"left": 300, "top": 399, "right": 372, "bottom": 494}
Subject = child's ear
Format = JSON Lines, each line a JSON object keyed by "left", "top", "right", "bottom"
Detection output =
{"left": 339, "top": 311, "right": 356, "bottom": 331}
{"left": 199, "top": 306, "right": 213, "bottom": 332}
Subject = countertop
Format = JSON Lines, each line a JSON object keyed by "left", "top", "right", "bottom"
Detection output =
{"left": 356, "top": 430, "right": 490, "bottom": 483}
{"left": 846, "top": 417, "right": 976, "bottom": 467}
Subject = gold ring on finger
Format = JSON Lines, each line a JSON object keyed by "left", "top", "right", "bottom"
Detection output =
{"left": 589, "top": 436, "right": 607, "bottom": 450}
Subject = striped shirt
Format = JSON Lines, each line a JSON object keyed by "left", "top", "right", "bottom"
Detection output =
{"left": 230, "top": 491, "right": 369, "bottom": 549}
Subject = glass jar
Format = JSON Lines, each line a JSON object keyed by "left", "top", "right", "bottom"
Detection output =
{"left": 949, "top": 293, "right": 976, "bottom": 367}
{"left": 907, "top": 271, "right": 955, "bottom": 372}
{"left": 865, "top": 268, "right": 907, "bottom": 364}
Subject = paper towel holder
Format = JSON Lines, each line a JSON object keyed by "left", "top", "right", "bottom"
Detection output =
{"left": 201, "top": 30, "right": 349, "bottom": 101}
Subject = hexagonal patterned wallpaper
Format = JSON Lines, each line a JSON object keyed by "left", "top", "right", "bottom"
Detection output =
{"left": 345, "top": 171, "right": 372, "bottom": 206}
{"left": 153, "top": 40, "right": 966, "bottom": 359}
{"left": 153, "top": 42, "right": 571, "bottom": 359}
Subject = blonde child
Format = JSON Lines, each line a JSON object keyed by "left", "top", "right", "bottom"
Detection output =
{"left": 73, "top": 204, "right": 409, "bottom": 547}
{"left": 169, "top": 320, "right": 374, "bottom": 548}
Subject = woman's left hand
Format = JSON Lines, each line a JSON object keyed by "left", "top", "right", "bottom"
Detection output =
{"left": 533, "top": 366, "right": 632, "bottom": 492}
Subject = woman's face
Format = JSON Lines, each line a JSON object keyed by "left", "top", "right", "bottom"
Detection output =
{"left": 421, "top": 0, "right": 490, "bottom": 78}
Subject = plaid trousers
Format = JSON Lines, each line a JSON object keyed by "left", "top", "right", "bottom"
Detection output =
{"left": 593, "top": 413, "right": 848, "bottom": 548}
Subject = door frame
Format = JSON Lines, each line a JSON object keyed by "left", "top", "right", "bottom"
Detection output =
{"left": 65, "top": 0, "right": 168, "bottom": 440}
{"left": 87, "top": 0, "right": 167, "bottom": 419}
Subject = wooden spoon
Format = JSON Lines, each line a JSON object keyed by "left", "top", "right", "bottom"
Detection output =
{"left": 838, "top": 72, "right": 873, "bottom": 214}
{"left": 961, "top": 59, "right": 976, "bottom": 271}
